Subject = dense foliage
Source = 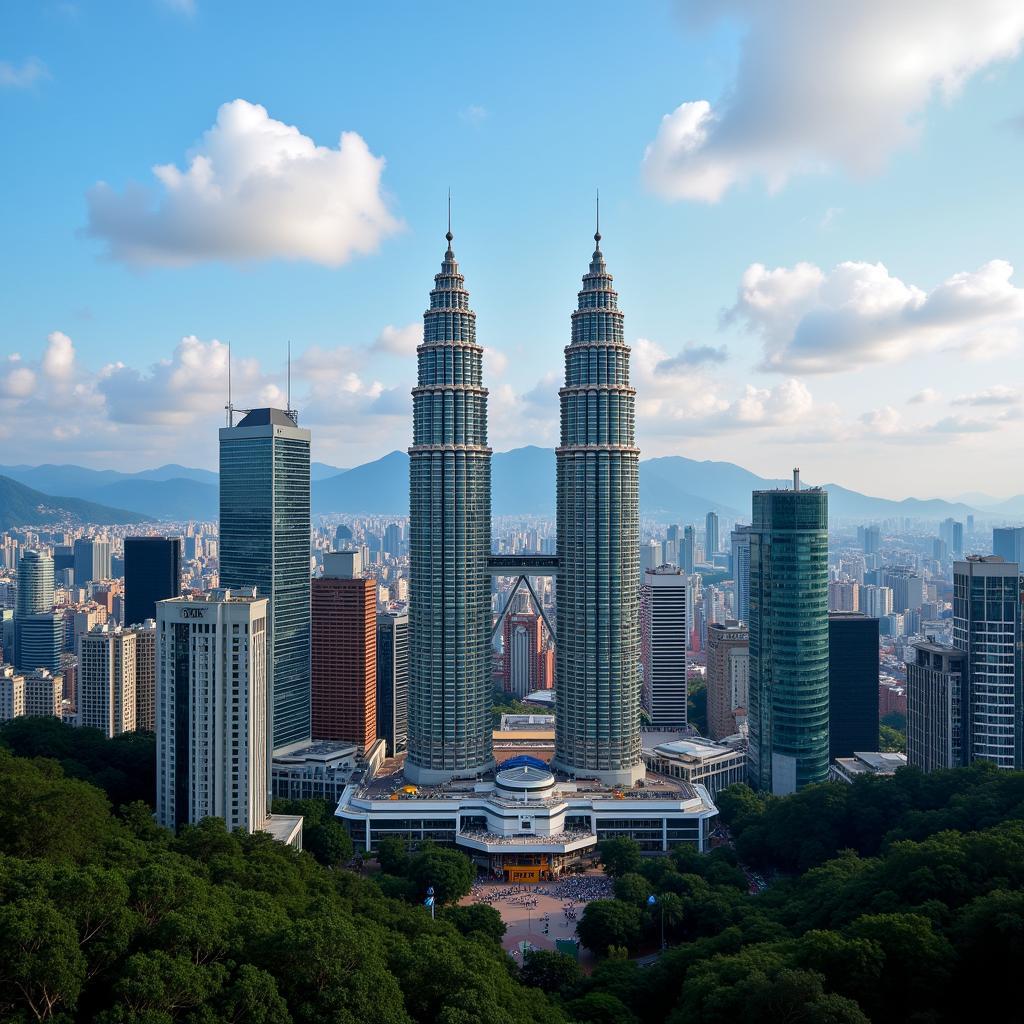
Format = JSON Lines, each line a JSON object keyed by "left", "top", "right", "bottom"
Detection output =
{"left": 562, "top": 768, "right": 1024, "bottom": 1023}
{"left": 0, "top": 716, "right": 155, "bottom": 808}
{"left": 0, "top": 746, "right": 562, "bottom": 1024}
{"left": 5, "top": 719, "right": 1024, "bottom": 1024}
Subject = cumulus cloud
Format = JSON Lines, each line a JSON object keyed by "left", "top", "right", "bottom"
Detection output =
{"left": 41, "top": 331, "right": 76, "bottom": 380}
{"left": 644, "top": 1, "right": 1024, "bottom": 201}
{"left": 656, "top": 344, "right": 728, "bottom": 371}
{"left": 909, "top": 388, "right": 942, "bottom": 405}
{"left": 952, "top": 386, "right": 1021, "bottom": 406}
{"left": 373, "top": 323, "right": 420, "bottom": 356}
{"left": 85, "top": 99, "right": 401, "bottom": 267}
{"left": 0, "top": 58, "right": 49, "bottom": 89}
{"left": 98, "top": 336, "right": 239, "bottom": 425}
{"left": 728, "top": 259, "right": 1024, "bottom": 373}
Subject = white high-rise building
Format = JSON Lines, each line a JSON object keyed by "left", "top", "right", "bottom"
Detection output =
{"left": 133, "top": 620, "right": 156, "bottom": 732}
{"left": 640, "top": 565, "right": 688, "bottom": 728}
{"left": 156, "top": 589, "right": 270, "bottom": 834}
{"left": 77, "top": 624, "right": 136, "bottom": 737}
{"left": 1, "top": 665, "right": 25, "bottom": 721}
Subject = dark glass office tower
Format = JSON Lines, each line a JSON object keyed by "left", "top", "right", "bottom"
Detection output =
{"left": 220, "top": 408, "right": 311, "bottom": 752}
{"left": 406, "top": 229, "right": 493, "bottom": 784}
{"left": 748, "top": 471, "right": 829, "bottom": 793}
{"left": 377, "top": 610, "right": 409, "bottom": 757}
{"left": 828, "top": 612, "right": 880, "bottom": 759}
{"left": 124, "top": 537, "right": 181, "bottom": 625}
{"left": 554, "top": 228, "right": 643, "bottom": 785}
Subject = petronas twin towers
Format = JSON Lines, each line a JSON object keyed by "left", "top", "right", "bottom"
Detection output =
{"left": 406, "top": 222, "right": 643, "bottom": 787}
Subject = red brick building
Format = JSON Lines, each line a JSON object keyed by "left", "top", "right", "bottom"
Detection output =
{"left": 501, "top": 610, "right": 553, "bottom": 697}
{"left": 312, "top": 568, "right": 377, "bottom": 749}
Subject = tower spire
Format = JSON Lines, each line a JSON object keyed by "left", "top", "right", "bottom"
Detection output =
{"left": 446, "top": 189, "right": 453, "bottom": 249}
{"left": 594, "top": 188, "right": 601, "bottom": 250}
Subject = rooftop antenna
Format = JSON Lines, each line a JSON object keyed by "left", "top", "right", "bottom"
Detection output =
{"left": 446, "top": 188, "right": 453, "bottom": 247}
{"left": 226, "top": 340, "right": 233, "bottom": 427}
{"left": 595, "top": 188, "right": 601, "bottom": 250}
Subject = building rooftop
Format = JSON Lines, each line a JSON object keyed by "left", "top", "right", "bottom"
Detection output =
{"left": 235, "top": 407, "right": 299, "bottom": 429}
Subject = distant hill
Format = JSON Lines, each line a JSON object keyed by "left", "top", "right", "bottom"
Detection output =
{"left": 3, "top": 450, "right": 990, "bottom": 523}
{"left": 0, "top": 475, "right": 147, "bottom": 531}
{"left": 0, "top": 463, "right": 218, "bottom": 522}
{"left": 313, "top": 451, "right": 409, "bottom": 514}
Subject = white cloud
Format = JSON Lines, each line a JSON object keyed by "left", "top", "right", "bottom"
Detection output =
{"left": 41, "top": 331, "right": 76, "bottom": 380}
{"left": 908, "top": 388, "right": 942, "bottom": 405}
{"left": 729, "top": 259, "right": 1024, "bottom": 373}
{"left": 0, "top": 358, "right": 37, "bottom": 399}
{"left": 0, "top": 58, "right": 49, "bottom": 89}
{"left": 85, "top": 99, "right": 401, "bottom": 267}
{"left": 952, "top": 385, "right": 1021, "bottom": 406}
{"left": 644, "top": 1, "right": 1024, "bottom": 201}
{"left": 98, "top": 336, "right": 240, "bottom": 425}
{"left": 373, "top": 323, "right": 420, "bottom": 356}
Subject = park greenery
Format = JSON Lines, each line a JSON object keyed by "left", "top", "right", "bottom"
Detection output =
{"left": 3, "top": 718, "right": 1024, "bottom": 1023}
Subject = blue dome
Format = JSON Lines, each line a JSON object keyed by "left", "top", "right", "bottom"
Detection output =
{"left": 497, "top": 755, "right": 549, "bottom": 771}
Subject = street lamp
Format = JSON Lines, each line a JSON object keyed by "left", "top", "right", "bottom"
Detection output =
{"left": 647, "top": 894, "right": 665, "bottom": 950}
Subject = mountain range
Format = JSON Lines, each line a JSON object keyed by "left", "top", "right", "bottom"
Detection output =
{"left": 0, "top": 476, "right": 147, "bottom": 531}
{"left": 3, "top": 447, "right": 1020, "bottom": 524}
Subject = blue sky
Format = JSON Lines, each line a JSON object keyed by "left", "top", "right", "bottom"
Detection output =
{"left": 3, "top": 1, "right": 1024, "bottom": 498}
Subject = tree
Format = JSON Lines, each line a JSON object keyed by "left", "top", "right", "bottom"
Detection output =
{"left": 273, "top": 798, "right": 355, "bottom": 868}
{"left": 440, "top": 903, "right": 506, "bottom": 944}
{"left": 714, "top": 783, "right": 764, "bottom": 827}
{"left": 520, "top": 949, "right": 580, "bottom": 994}
{"left": 599, "top": 836, "right": 642, "bottom": 877}
{"left": 407, "top": 844, "right": 475, "bottom": 904}
{"left": 564, "top": 991, "right": 639, "bottom": 1024}
{"left": 879, "top": 723, "right": 906, "bottom": 753}
{"left": 613, "top": 872, "right": 650, "bottom": 906}
{"left": 576, "top": 900, "right": 643, "bottom": 955}
{"left": 377, "top": 836, "right": 410, "bottom": 875}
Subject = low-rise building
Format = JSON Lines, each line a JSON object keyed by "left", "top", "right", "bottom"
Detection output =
{"left": 642, "top": 735, "right": 748, "bottom": 797}
{"left": 829, "top": 750, "right": 908, "bottom": 783}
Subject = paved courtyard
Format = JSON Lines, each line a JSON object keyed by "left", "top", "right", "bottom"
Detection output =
{"left": 460, "top": 869, "right": 613, "bottom": 964}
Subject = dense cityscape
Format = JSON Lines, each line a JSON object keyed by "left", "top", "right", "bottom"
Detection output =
{"left": 5, "top": 4, "right": 1024, "bottom": 1023}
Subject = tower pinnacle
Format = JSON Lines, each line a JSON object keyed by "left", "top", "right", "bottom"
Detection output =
{"left": 594, "top": 189, "right": 601, "bottom": 249}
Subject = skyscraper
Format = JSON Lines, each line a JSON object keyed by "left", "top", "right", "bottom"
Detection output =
{"left": 15, "top": 550, "right": 53, "bottom": 617}
{"left": 993, "top": 527, "right": 1024, "bottom": 566}
{"left": 953, "top": 556, "right": 1021, "bottom": 769}
{"left": 73, "top": 538, "right": 111, "bottom": 586}
{"left": 730, "top": 526, "right": 752, "bottom": 622}
{"left": 705, "top": 511, "right": 719, "bottom": 558}
{"left": 682, "top": 526, "right": 696, "bottom": 573}
{"left": 907, "top": 638, "right": 966, "bottom": 772}
{"left": 828, "top": 613, "right": 879, "bottom": 759}
{"left": 220, "top": 407, "right": 311, "bottom": 753}
{"left": 748, "top": 470, "right": 829, "bottom": 793}
{"left": 406, "top": 227, "right": 493, "bottom": 784}
{"left": 133, "top": 620, "right": 156, "bottom": 732}
{"left": 640, "top": 565, "right": 688, "bottom": 728}
{"left": 501, "top": 608, "right": 551, "bottom": 698}
{"left": 156, "top": 589, "right": 268, "bottom": 834}
{"left": 124, "top": 537, "right": 181, "bottom": 626}
{"left": 77, "top": 624, "right": 137, "bottom": 737}
{"left": 554, "top": 225, "right": 643, "bottom": 785}
{"left": 311, "top": 551, "right": 377, "bottom": 750}
{"left": 14, "top": 550, "right": 59, "bottom": 674}
{"left": 706, "top": 621, "right": 749, "bottom": 740}
{"left": 376, "top": 609, "right": 409, "bottom": 757}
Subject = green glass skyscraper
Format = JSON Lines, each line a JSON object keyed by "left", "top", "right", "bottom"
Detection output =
{"left": 220, "top": 408, "right": 311, "bottom": 753}
{"left": 554, "top": 227, "right": 644, "bottom": 785}
{"left": 748, "top": 470, "right": 829, "bottom": 793}
{"left": 406, "top": 229, "right": 493, "bottom": 784}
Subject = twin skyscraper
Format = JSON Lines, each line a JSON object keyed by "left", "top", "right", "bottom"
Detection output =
{"left": 406, "top": 222, "right": 643, "bottom": 786}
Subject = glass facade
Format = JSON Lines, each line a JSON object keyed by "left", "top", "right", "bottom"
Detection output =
{"left": 953, "top": 558, "right": 1022, "bottom": 769}
{"left": 406, "top": 233, "right": 493, "bottom": 783}
{"left": 748, "top": 486, "right": 830, "bottom": 792}
{"left": 554, "top": 234, "right": 643, "bottom": 784}
{"left": 220, "top": 411, "right": 311, "bottom": 752}
{"left": 124, "top": 537, "right": 181, "bottom": 626}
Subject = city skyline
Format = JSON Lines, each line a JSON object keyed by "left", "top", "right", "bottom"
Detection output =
{"left": 4, "top": 3, "right": 1024, "bottom": 496}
